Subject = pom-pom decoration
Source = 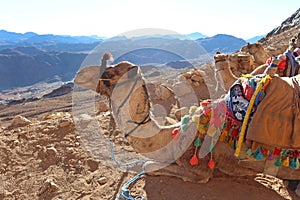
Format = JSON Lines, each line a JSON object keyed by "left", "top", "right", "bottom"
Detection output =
{"left": 190, "top": 154, "right": 199, "bottom": 166}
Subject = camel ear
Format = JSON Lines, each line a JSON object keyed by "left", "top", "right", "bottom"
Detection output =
{"left": 127, "top": 66, "right": 139, "bottom": 78}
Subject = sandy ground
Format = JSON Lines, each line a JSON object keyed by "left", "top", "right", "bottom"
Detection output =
{"left": 0, "top": 93, "right": 299, "bottom": 200}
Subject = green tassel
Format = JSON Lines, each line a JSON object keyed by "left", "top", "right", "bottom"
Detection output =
{"left": 209, "top": 144, "right": 215, "bottom": 152}
{"left": 246, "top": 148, "right": 252, "bottom": 156}
{"left": 281, "top": 150, "right": 288, "bottom": 157}
{"left": 222, "top": 121, "right": 228, "bottom": 129}
{"left": 194, "top": 138, "right": 201, "bottom": 147}
{"left": 274, "top": 157, "right": 282, "bottom": 167}
{"left": 181, "top": 115, "right": 190, "bottom": 124}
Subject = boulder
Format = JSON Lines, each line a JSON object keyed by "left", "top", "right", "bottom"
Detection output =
{"left": 9, "top": 115, "right": 31, "bottom": 128}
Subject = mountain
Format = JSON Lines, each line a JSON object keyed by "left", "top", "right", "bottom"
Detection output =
{"left": 0, "top": 30, "right": 103, "bottom": 44}
{"left": 185, "top": 32, "right": 207, "bottom": 40}
{"left": 0, "top": 30, "right": 38, "bottom": 44}
{"left": 197, "top": 34, "right": 246, "bottom": 54}
{"left": 265, "top": 8, "right": 300, "bottom": 37}
{"left": 259, "top": 8, "right": 300, "bottom": 56}
{"left": 0, "top": 46, "right": 86, "bottom": 89}
{"left": 0, "top": 30, "right": 103, "bottom": 52}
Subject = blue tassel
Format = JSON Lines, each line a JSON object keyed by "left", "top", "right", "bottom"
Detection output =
{"left": 290, "top": 158, "right": 297, "bottom": 169}
{"left": 254, "top": 148, "right": 263, "bottom": 160}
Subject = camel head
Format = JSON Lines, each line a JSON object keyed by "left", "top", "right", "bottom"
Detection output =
{"left": 241, "top": 43, "right": 270, "bottom": 65}
{"left": 96, "top": 62, "right": 141, "bottom": 97}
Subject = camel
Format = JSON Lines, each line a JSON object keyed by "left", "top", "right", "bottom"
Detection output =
{"left": 74, "top": 53, "right": 300, "bottom": 188}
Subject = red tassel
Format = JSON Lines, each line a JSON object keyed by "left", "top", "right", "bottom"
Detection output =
{"left": 172, "top": 127, "right": 180, "bottom": 140}
{"left": 231, "top": 128, "right": 239, "bottom": 137}
{"left": 200, "top": 100, "right": 210, "bottom": 107}
{"left": 208, "top": 159, "right": 215, "bottom": 169}
{"left": 172, "top": 127, "right": 180, "bottom": 135}
{"left": 273, "top": 147, "right": 281, "bottom": 156}
{"left": 203, "top": 108, "right": 211, "bottom": 116}
{"left": 190, "top": 154, "right": 199, "bottom": 166}
{"left": 262, "top": 148, "right": 269, "bottom": 155}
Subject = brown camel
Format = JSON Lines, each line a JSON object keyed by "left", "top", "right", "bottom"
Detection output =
{"left": 74, "top": 53, "right": 300, "bottom": 187}
{"left": 241, "top": 42, "right": 271, "bottom": 66}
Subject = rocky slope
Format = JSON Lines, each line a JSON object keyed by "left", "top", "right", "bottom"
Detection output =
{"left": 259, "top": 8, "right": 300, "bottom": 56}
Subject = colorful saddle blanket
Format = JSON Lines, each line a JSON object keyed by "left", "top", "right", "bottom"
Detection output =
{"left": 247, "top": 75, "right": 300, "bottom": 149}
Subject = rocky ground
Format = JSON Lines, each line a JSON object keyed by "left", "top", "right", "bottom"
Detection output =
{"left": 0, "top": 92, "right": 299, "bottom": 200}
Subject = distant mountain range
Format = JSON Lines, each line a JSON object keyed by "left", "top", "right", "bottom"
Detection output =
{"left": 0, "top": 46, "right": 86, "bottom": 90}
{"left": 197, "top": 34, "right": 246, "bottom": 53}
{"left": 185, "top": 32, "right": 208, "bottom": 40}
{"left": 0, "top": 30, "right": 104, "bottom": 44}
{"left": 0, "top": 29, "right": 262, "bottom": 90}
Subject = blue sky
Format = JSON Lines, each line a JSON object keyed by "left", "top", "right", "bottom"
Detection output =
{"left": 0, "top": 0, "right": 299, "bottom": 39}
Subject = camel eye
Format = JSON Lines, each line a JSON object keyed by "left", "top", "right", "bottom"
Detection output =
{"left": 103, "top": 80, "right": 111, "bottom": 87}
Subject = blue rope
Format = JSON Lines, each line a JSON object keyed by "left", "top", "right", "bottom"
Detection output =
{"left": 109, "top": 140, "right": 147, "bottom": 200}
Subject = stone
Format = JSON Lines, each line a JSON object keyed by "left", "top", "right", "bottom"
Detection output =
{"left": 86, "top": 158, "right": 99, "bottom": 172}
{"left": 9, "top": 115, "right": 31, "bottom": 128}
{"left": 46, "top": 147, "right": 57, "bottom": 156}
{"left": 98, "top": 176, "right": 108, "bottom": 185}
{"left": 59, "top": 118, "right": 72, "bottom": 128}
{"left": 38, "top": 178, "right": 60, "bottom": 195}
{"left": 97, "top": 101, "right": 109, "bottom": 113}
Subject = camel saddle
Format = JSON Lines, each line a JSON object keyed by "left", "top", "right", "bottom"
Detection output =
{"left": 247, "top": 74, "right": 300, "bottom": 149}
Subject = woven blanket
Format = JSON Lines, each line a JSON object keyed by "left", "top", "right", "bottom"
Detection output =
{"left": 246, "top": 75, "right": 300, "bottom": 149}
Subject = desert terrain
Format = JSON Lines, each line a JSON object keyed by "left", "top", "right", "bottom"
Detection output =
{"left": 0, "top": 91, "right": 299, "bottom": 200}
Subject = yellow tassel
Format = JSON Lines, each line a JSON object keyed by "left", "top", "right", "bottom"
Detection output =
{"left": 192, "top": 115, "right": 200, "bottom": 123}
{"left": 189, "top": 106, "right": 198, "bottom": 114}
{"left": 198, "top": 123, "right": 207, "bottom": 135}
{"left": 219, "top": 130, "right": 228, "bottom": 142}
{"left": 282, "top": 157, "right": 290, "bottom": 167}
